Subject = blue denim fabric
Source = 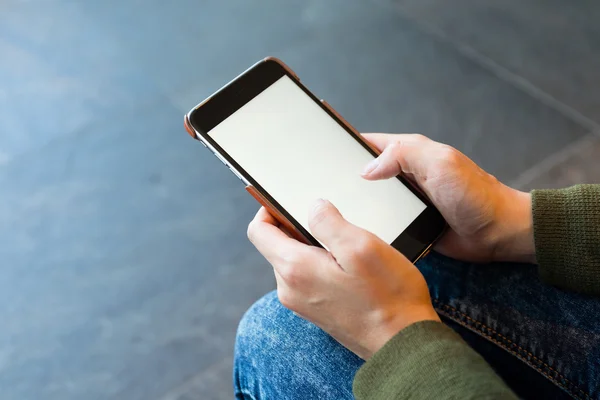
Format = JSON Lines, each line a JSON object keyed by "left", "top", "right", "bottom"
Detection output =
{"left": 234, "top": 252, "right": 600, "bottom": 400}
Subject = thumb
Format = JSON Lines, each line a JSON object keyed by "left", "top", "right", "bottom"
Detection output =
{"left": 361, "top": 140, "right": 430, "bottom": 181}
{"left": 308, "top": 199, "right": 360, "bottom": 255}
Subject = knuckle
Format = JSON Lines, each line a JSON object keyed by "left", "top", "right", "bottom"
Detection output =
{"left": 487, "top": 172, "right": 500, "bottom": 185}
{"left": 355, "top": 235, "right": 377, "bottom": 255}
{"left": 346, "top": 234, "right": 378, "bottom": 260}
{"left": 387, "top": 141, "right": 403, "bottom": 155}
{"left": 282, "top": 267, "right": 302, "bottom": 287}
{"left": 277, "top": 289, "right": 295, "bottom": 309}
{"left": 384, "top": 142, "right": 405, "bottom": 166}
{"left": 411, "top": 133, "right": 428, "bottom": 142}
{"left": 436, "top": 144, "right": 461, "bottom": 165}
{"left": 281, "top": 250, "right": 304, "bottom": 267}
{"left": 279, "top": 252, "right": 308, "bottom": 286}
{"left": 278, "top": 262, "right": 298, "bottom": 282}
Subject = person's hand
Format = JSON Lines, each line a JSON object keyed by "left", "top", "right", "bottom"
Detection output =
{"left": 247, "top": 201, "right": 440, "bottom": 360}
{"left": 361, "top": 133, "right": 535, "bottom": 263}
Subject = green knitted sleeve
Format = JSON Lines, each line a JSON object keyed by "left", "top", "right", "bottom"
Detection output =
{"left": 532, "top": 184, "right": 600, "bottom": 295}
{"left": 353, "top": 321, "right": 517, "bottom": 400}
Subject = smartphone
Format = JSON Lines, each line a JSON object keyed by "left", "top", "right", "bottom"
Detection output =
{"left": 184, "top": 57, "right": 446, "bottom": 262}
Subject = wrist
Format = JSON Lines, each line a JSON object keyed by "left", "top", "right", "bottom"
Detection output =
{"left": 365, "top": 306, "right": 441, "bottom": 360}
{"left": 491, "top": 187, "right": 536, "bottom": 263}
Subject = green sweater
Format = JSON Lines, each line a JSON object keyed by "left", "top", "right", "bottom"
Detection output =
{"left": 353, "top": 184, "right": 600, "bottom": 399}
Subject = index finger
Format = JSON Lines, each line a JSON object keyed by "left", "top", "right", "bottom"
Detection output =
{"left": 247, "top": 208, "right": 310, "bottom": 265}
{"left": 253, "top": 206, "right": 279, "bottom": 226}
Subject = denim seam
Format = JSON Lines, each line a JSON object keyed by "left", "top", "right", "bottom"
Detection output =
{"left": 433, "top": 300, "right": 591, "bottom": 400}
{"left": 234, "top": 389, "right": 258, "bottom": 400}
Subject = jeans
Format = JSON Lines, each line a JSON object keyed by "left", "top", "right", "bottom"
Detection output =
{"left": 234, "top": 252, "right": 600, "bottom": 399}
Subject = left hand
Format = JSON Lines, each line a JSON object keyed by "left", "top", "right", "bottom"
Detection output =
{"left": 247, "top": 199, "right": 440, "bottom": 360}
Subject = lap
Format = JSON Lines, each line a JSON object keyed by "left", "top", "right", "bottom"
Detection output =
{"left": 234, "top": 253, "right": 600, "bottom": 400}
{"left": 422, "top": 253, "right": 600, "bottom": 399}
{"left": 233, "top": 291, "right": 363, "bottom": 400}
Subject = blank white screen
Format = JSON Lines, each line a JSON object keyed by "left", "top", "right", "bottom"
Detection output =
{"left": 208, "top": 76, "right": 426, "bottom": 244}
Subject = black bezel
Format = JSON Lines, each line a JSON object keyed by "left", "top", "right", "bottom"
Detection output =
{"left": 188, "top": 58, "right": 447, "bottom": 262}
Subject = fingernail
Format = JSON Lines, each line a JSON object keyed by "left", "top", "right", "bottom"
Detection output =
{"left": 361, "top": 159, "right": 379, "bottom": 176}
{"left": 312, "top": 198, "right": 327, "bottom": 212}
{"left": 314, "top": 198, "right": 328, "bottom": 207}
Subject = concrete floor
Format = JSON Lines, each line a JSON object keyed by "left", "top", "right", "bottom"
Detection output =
{"left": 1, "top": 1, "right": 599, "bottom": 399}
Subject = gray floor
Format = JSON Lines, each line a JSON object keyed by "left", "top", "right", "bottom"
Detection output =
{"left": 1, "top": 1, "right": 599, "bottom": 399}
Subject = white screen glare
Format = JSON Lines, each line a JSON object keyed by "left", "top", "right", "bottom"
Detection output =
{"left": 208, "top": 76, "right": 426, "bottom": 244}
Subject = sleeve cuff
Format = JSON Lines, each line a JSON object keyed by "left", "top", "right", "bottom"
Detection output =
{"left": 353, "top": 321, "right": 516, "bottom": 400}
{"left": 532, "top": 185, "right": 600, "bottom": 295}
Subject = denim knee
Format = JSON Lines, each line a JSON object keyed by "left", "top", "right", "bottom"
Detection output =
{"left": 234, "top": 291, "right": 363, "bottom": 400}
{"left": 235, "top": 291, "right": 289, "bottom": 352}
{"left": 234, "top": 290, "right": 299, "bottom": 398}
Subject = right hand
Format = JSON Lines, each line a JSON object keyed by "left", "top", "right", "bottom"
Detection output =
{"left": 361, "top": 133, "right": 535, "bottom": 264}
